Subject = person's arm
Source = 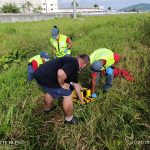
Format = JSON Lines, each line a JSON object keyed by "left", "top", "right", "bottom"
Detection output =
{"left": 111, "top": 63, "right": 117, "bottom": 68}
{"left": 57, "top": 69, "right": 70, "bottom": 89}
{"left": 91, "top": 73, "right": 97, "bottom": 94}
{"left": 32, "top": 60, "right": 38, "bottom": 71}
{"left": 72, "top": 83, "right": 84, "bottom": 103}
{"left": 101, "top": 70, "right": 106, "bottom": 76}
{"left": 66, "top": 37, "right": 73, "bottom": 49}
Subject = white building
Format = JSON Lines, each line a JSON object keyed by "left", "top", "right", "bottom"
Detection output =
{"left": 58, "top": 7, "right": 106, "bottom": 13}
{"left": 42, "top": 0, "right": 58, "bottom": 13}
{"left": 0, "top": 0, "right": 58, "bottom": 13}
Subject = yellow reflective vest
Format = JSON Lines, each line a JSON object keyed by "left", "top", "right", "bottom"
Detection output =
{"left": 90, "top": 48, "right": 115, "bottom": 70}
{"left": 50, "top": 34, "right": 71, "bottom": 57}
{"left": 29, "top": 55, "right": 43, "bottom": 67}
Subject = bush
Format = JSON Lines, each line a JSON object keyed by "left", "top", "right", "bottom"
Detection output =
{"left": 1, "top": 3, "right": 20, "bottom": 13}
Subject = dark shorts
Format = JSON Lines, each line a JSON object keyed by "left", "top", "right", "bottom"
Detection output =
{"left": 40, "top": 85, "right": 72, "bottom": 99}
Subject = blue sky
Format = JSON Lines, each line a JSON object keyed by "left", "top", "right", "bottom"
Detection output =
{"left": 58, "top": 0, "right": 150, "bottom": 9}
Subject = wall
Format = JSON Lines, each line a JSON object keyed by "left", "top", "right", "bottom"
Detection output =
{"left": 0, "top": 13, "right": 71, "bottom": 23}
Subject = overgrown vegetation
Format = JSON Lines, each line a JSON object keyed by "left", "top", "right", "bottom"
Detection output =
{"left": 138, "top": 16, "right": 150, "bottom": 46}
{"left": 0, "top": 14, "right": 150, "bottom": 150}
{"left": 0, "top": 3, "right": 20, "bottom": 13}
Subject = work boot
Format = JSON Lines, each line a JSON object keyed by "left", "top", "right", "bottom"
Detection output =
{"left": 64, "top": 117, "right": 84, "bottom": 125}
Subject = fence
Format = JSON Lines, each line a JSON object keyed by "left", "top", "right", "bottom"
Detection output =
{"left": 0, "top": 13, "right": 72, "bottom": 23}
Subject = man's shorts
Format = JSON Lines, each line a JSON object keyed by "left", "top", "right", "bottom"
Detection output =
{"left": 40, "top": 85, "right": 72, "bottom": 99}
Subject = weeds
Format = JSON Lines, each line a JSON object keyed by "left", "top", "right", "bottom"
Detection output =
{"left": 0, "top": 14, "right": 150, "bottom": 150}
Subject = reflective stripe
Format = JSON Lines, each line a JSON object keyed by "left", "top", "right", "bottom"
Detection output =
{"left": 90, "top": 48, "right": 115, "bottom": 70}
{"left": 29, "top": 55, "right": 43, "bottom": 67}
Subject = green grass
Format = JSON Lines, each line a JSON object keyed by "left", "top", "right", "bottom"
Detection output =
{"left": 0, "top": 14, "right": 150, "bottom": 150}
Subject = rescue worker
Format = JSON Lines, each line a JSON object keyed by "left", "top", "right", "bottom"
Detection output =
{"left": 50, "top": 26, "right": 73, "bottom": 58}
{"left": 90, "top": 48, "right": 120, "bottom": 97}
{"left": 28, "top": 51, "right": 50, "bottom": 81}
{"left": 34, "top": 54, "right": 90, "bottom": 124}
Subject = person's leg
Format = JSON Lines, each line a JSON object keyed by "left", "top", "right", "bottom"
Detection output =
{"left": 103, "top": 67, "right": 114, "bottom": 92}
{"left": 62, "top": 93, "right": 73, "bottom": 119}
{"left": 28, "top": 65, "right": 34, "bottom": 81}
{"left": 44, "top": 93, "right": 54, "bottom": 110}
{"left": 63, "top": 93, "right": 83, "bottom": 124}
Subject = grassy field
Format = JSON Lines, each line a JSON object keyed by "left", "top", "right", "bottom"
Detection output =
{"left": 0, "top": 14, "right": 150, "bottom": 150}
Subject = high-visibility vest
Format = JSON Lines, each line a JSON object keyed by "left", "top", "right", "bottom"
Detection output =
{"left": 29, "top": 55, "right": 43, "bottom": 67}
{"left": 90, "top": 48, "right": 115, "bottom": 70}
{"left": 50, "top": 34, "right": 71, "bottom": 57}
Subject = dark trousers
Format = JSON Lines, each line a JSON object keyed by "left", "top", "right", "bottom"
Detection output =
{"left": 28, "top": 65, "right": 34, "bottom": 81}
{"left": 96, "top": 67, "right": 114, "bottom": 92}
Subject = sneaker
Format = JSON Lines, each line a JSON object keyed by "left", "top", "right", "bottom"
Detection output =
{"left": 64, "top": 117, "right": 84, "bottom": 125}
{"left": 102, "top": 90, "right": 108, "bottom": 93}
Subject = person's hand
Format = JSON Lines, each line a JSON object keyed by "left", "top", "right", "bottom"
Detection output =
{"left": 64, "top": 48, "right": 68, "bottom": 53}
{"left": 106, "top": 67, "right": 113, "bottom": 75}
{"left": 79, "top": 99, "right": 85, "bottom": 104}
{"left": 78, "top": 83, "right": 84, "bottom": 90}
{"left": 91, "top": 93, "right": 97, "bottom": 98}
{"left": 101, "top": 70, "right": 106, "bottom": 76}
{"left": 61, "top": 83, "right": 70, "bottom": 90}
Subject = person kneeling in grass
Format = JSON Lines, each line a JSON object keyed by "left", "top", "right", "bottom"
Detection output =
{"left": 89, "top": 48, "right": 134, "bottom": 98}
{"left": 34, "top": 54, "right": 90, "bottom": 124}
{"left": 28, "top": 51, "right": 50, "bottom": 81}
{"left": 90, "top": 48, "right": 120, "bottom": 97}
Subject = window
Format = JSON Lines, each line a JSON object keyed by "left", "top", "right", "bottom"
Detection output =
{"left": 51, "top": 4, "right": 53, "bottom": 6}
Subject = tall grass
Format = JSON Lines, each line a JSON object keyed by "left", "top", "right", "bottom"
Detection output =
{"left": 0, "top": 14, "right": 150, "bottom": 150}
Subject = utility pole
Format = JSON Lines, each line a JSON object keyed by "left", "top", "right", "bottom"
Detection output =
{"left": 45, "top": 0, "right": 47, "bottom": 13}
{"left": 73, "top": 0, "right": 77, "bottom": 19}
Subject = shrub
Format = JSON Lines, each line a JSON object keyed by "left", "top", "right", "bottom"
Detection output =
{"left": 1, "top": 3, "right": 20, "bottom": 13}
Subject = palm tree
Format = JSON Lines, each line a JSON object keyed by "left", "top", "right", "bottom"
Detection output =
{"left": 71, "top": 1, "right": 78, "bottom": 7}
{"left": 33, "top": 6, "right": 43, "bottom": 13}
{"left": 22, "top": 1, "right": 33, "bottom": 13}
{"left": 93, "top": 4, "right": 99, "bottom": 8}
{"left": 22, "top": 4, "right": 26, "bottom": 13}
{"left": 26, "top": 1, "right": 33, "bottom": 13}
{"left": 107, "top": 6, "right": 112, "bottom": 11}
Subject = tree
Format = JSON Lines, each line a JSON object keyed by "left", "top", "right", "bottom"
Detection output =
{"left": 22, "top": 3, "right": 26, "bottom": 13}
{"left": 107, "top": 6, "right": 112, "bottom": 11}
{"left": 129, "top": 8, "right": 138, "bottom": 12}
{"left": 71, "top": 1, "right": 78, "bottom": 7}
{"left": 22, "top": 1, "right": 33, "bottom": 13}
{"left": 1, "top": 3, "right": 20, "bottom": 13}
{"left": 26, "top": 1, "right": 33, "bottom": 13}
{"left": 93, "top": 4, "right": 99, "bottom": 8}
{"left": 33, "top": 6, "right": 43, "bottom": 13}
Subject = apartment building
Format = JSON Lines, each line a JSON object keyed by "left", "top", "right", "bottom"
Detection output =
{"left": 0, "top": 0, "right": 58, "bottom": 13}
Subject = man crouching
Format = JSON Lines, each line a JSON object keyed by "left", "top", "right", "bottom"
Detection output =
{"left": 34, "top": 54, "right": 90, "bottom": 124}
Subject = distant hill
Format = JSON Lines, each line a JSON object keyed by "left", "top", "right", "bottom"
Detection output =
{"left": 119, "top": 3, "right": 150, "bottom": 12}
